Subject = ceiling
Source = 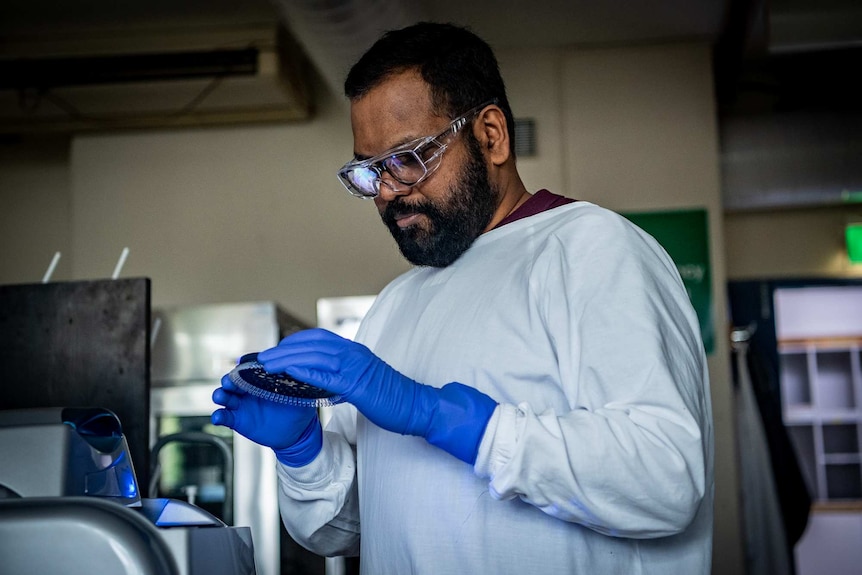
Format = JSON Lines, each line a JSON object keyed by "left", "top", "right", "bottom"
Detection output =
{"left": 0, "top": 0, "right": 726, "bottom": 46}
{"left": 2, "top": 0, "right": 859, "bottom": 102}
{"left": 2, "top": 0, "right": 859, "bottom": 48}
{"left": 0, "top": 0, "right": 730, "bottom": 101}
{"left": 2, "top": 0, "right": 860, "bottom": 210}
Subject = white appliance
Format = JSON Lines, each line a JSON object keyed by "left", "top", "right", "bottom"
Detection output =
{"left": 150, "top": 301, "right": 320, "bottom": 575}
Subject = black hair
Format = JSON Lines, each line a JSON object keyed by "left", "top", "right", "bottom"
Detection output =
{"left": 344, "top": 22, "right": 516, "bottom": 155}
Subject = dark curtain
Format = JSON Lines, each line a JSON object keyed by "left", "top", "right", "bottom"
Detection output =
{"left": 728, "top": 280, "right": 812, "bottom": 552}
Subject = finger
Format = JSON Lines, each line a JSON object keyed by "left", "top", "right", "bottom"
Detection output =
{"left": 211, "top": 408, "right": 235, "bottom": 428}
{"left": 212, "top": 386, "right": 241, "bottom": 408}
{"left": 274, "top": 365, "right": 347, "bottom": 395}
{"left": 278, "top": 327, "right": 345, "bottom": 347}
{"left": 258, "top": 340, "right": 342, "bottom": 364}
{"left": 259, "top": 329, "right": 363, "bottom": 371}
{"left": 266, "top": 328, "right": 353, "bottom": 358}
{"left": 220, "top": 373, "right": 243, "bottom": 393}
{"left": 259, "top": 349, "right": 342, "bottom": 377}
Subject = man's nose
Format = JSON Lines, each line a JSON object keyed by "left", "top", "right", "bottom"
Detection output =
{"left": 376, "top": 173, "right": 411, "bottom": 202}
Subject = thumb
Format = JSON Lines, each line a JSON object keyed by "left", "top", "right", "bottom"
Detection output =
{"left": 211, "top": 408, "right": 235, "bottom": 428}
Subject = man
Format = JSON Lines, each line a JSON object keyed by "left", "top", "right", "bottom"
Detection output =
{"left": 213, "top": 22, "right": 714, "bottom": 574}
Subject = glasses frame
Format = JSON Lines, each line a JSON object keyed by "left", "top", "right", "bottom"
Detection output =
{"left": 337, "top": 100, "right": 497, "bottom": 199}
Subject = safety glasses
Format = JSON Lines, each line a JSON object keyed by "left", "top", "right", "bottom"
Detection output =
{"left": 336, "top": 101, "right": 495, "bottom": 199}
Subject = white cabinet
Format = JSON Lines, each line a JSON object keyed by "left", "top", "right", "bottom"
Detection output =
{"left": 775, "top": 285, "right": 862, "bottom": 503}
{"left": 780, "top": 339, "right": 862, "bottom": 500}
{"left": 763, "top": 284, "right": 862, "bottom": 574}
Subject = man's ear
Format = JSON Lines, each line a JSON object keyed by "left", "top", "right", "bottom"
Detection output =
{"left": 474, "top": 105, "right": 511, "bottom": 166}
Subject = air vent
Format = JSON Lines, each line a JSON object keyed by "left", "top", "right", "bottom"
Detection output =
{"left": 514, "top": 118, "right": 536, "bottom": 157}
{"left": 0, "top": 25, "right": 313, "bottom": 133}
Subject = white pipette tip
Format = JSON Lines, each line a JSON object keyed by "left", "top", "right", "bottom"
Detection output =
{"left": 150, "top": 317, "right": 162, "bottom": 348}
{"left": 112, "top": 247, "right": 130, "bottom": 280}
{"left": 42, "top": 251, "right": 61, "bottom": 284}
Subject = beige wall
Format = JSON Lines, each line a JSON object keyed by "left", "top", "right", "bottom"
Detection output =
{"left": 67, "top": 81, "right": 409, "bottom": 326}
{"left": 0, "top": 136, "right": 72, "bottom": 284}
{"left": 496, "top": 47, "right": 567, "bottom": 196}
{"left": 4, "top": 40, "right": 831, "bottom": 573}
{"left": 726, "top": 206, "right": 862, "bottom": 280}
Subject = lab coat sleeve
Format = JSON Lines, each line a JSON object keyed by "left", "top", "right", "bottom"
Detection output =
{"left": 276, "top": 403, "right": 361, "bottom": 556}
{"left": 474, "top": 210, "right": 712, "bottom": 539}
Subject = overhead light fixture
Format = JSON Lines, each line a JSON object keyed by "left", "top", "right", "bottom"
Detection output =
{"left": 847, "top": 222, "right": 862, "bottom": 264}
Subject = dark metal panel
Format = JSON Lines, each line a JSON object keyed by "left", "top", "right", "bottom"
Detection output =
{"left": 0, "top": 278, "right": 151, "bottom": 488}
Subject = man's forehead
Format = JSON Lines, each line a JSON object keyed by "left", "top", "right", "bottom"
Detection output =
{"left": 351, "top": 71, "right": 434, "bottom": 119}
{"left": 349, "top": 73, "right": 444, "bottom": 156}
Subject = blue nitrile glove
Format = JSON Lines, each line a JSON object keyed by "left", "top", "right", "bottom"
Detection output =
{"left": 211, "top": 373, "right": 322, "bottom": 467}
{"left": 257, "top": 328, "right": 498, "bottom": 465}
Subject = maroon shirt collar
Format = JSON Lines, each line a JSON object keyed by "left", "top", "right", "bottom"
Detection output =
{"left": 492, "top": 190, "right": 576, "bottom": 230}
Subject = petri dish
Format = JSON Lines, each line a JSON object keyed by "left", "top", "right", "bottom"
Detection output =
{"left": 227, "top": 352, "right": 343, "bottom": 408}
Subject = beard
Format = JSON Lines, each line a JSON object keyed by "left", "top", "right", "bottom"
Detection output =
{"left": 381, "top": 133, "right": 499, "bottom": 268}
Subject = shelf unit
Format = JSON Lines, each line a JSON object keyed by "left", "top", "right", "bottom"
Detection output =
{"left": 780, "top": 337, "right": 862, "bottom": 501}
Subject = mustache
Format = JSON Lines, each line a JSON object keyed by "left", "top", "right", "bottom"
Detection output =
{"left": 382, "top": 198, "right": 437, "bottom": 223}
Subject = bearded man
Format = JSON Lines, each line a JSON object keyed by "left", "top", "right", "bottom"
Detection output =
{"left": 213, "top": 21, "right": 714, "bottom": 575}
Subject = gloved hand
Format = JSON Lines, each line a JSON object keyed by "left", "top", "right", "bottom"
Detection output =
{"left": 257, "top": 328, "right": 498, "bottom": 465}
{"left": 211, "top": 373, "right": 322, "bottom": 467}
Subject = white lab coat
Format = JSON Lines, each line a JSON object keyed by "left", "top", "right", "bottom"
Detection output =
{"left": 277, "top": 200, "right": 714, "bottom": 574}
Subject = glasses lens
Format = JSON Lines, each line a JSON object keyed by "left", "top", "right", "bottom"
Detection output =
{"left": 383, "top": 151, "right": 427, "bottom": 185}
{"left": 345, "top": 166, "right": 378, "bottom": 197}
